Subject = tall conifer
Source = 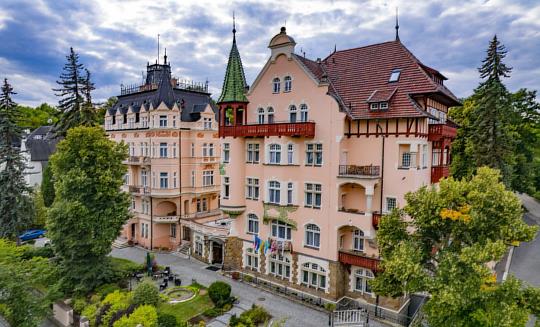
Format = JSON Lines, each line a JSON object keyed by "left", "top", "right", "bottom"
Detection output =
{"left": 0, "top": 79, "right": 34, "bottom": 239}
{"left": 53, "top": 48, "right": 96, "bottom": 136}
{"left": 469, "top": 35, "right": 514, "bottom": 185}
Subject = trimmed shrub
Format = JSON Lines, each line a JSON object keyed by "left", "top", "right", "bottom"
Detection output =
{"left": 203, "top": 308, "right": 222, "bottom": 318}
{"left": 157, "top": 312, "right": 179, "bottom": 327}
{"left": 113, "top": 305, "right": 158, "bottom": 327}
{"left": 95, "top": 283, "right": 121, "bottom": 299}
{"left": 229, "top": 305, "right": 271, "bottom": 327}
{"left": 72, "top": 297, "right": 88, "bottom": 314}
{"left": 208, "top": 281, "right": 231, "bottom": 307}
{"left": 132, "top": 279, "right": 160, "bottom": 307}
{"left": 81, "top": 303, "right": 98, "bottom": 324}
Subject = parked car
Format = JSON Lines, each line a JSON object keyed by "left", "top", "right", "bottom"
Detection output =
{"left": 19, "top": 229, "right": 46, "bottom": 242}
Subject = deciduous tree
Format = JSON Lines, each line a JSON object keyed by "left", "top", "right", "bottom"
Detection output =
{"left": 372, "top": 167, "right": 539, "bottom": 326}
{"left": 47, "top": 126, "right": 130, "bottom": 293}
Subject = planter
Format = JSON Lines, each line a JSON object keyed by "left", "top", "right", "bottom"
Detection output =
{"left": 231, "top": 272, "right": 240, "bottom": 280}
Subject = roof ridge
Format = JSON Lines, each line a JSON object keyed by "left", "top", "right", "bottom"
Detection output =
{"left": 323, "top": 40, "right": 398, "bottom": 61}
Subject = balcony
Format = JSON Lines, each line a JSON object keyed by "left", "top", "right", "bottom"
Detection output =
{"left": 338, "top": 249, "right": 382, "bottom": 272}
{"left": 338, "top": 165, "right": 380, "bottom": 178}
{"left": 428, "top": 123, "right": 457, "bottom": 141}
{"left": 181, "top": 219, "right": 230, "bottom": 238}
{"left": 153, "top": 215, "right": 179, "bottom": 224}
{"left": 431, "top": 165, "right": 450, "bottom": 184}
{"left": 219, "top": 121, "right": 315, "bottom": 138}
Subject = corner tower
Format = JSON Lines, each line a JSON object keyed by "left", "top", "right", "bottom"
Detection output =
{"left": 217, "top": 21, "right": 249, "bottom": 137}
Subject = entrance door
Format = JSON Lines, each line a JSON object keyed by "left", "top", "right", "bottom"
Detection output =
{"left": 131, "top": 223, "right": 136, "bottom": 240}
{"left": 212, "top": 242, "right": 223, "bottom": 264}
{"left": 182, "top": 226, "right": 191, "bottom": 242}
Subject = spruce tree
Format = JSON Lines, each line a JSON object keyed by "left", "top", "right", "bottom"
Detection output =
{"left": 53, "top": 48, "right": 96, "bottom": 136}
{"left": 0, "top": 79, "right": 34, "bottom": 239}
{"left": 469, "top": 35, "right": 515, "bottom": 185}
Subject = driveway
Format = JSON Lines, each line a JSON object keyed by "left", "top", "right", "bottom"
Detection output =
{"left": 110, "top": 247, "right": 389, "bottom": 327}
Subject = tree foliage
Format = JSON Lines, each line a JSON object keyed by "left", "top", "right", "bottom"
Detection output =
{"left": 372, "top": 167, "right": 539, "bottom": 326}
{"left": 53, "top": 48, "right": 97, "bottom": 136}
{"left": 132, "top": 279, "right": 160, "bottom": 307}
{"left": 15, "top": 103, "right": 59, "bottom": 130}
{"left": 0, "top": 239, "right": 58, "bottom": 327}
{"left": 47, "top": 126, "right": 130, "bottom": 293}
{"left": 0, "top": 78, "right": 34, "bottom": 239}
{"left": 41, "top": 163, "right": 55, "bottom": 207}
{"left": 449, "top": 36, "right": 540, "bottom": 194}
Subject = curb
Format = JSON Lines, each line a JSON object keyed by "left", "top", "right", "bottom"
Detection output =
{"left": 502, "top": 246, "right": 514, "bottom": 281}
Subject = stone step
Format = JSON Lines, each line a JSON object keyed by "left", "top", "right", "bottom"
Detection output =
{"left": 112, "top": 238, "right": 130, "bottom": 249}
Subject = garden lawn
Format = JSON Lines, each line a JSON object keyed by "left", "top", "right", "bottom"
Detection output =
{"left": 157, "top": 291, "right": 214, "bottom": 322}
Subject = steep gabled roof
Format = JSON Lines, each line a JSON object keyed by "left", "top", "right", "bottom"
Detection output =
{"left": 218, "top": 30, "right": 248, "bottom": 103}
{"left": 299, "top": 40, "right": 460, "bottom": 119}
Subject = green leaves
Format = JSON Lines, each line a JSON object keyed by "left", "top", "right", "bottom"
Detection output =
{"left": 374, "top": 167, "right": 539, "bottom": 326}
{"left": 47, "top": 126, "right": 130, "bottom": 294}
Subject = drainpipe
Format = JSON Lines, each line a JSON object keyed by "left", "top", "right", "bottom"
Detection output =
{"left": 376, "top": 123, "right": 385, "bottom": 214}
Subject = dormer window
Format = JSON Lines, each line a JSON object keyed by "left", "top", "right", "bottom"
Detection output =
{"left": 370, "top": 103, "right": 379, "bottom": 110}
{"left": 273, "top": 78, "right": 281, "bottom": 93}
{"left": 389, "top": 69, "right": 401, "bottom": 82}
{"left": 379, "top": 102, "right": 388, "bottom": 110}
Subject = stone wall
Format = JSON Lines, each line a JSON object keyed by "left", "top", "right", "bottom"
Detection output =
{"left": 223, "top": 236, "right": 243, "bottom": 270}
{"left": 328, "top": 261, "right": 349, "bottom": 299}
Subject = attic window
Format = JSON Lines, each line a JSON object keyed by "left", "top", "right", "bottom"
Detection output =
{"left": 380, "top": 102, "right": 388, "bottom": 110}
{"left": 370, "top": 103, "right": 379, "bottom": 110}
{"left": 389, "top": 70, "right": 401, "bottom": 82}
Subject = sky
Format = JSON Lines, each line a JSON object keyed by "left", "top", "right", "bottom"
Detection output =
{"left": 0, "top": 0, "right": 539, "bottom": 107}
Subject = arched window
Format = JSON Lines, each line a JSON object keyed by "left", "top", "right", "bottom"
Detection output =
{"left": 300, "top": 104, "right": 308, "bottom": 122}
{"left": 268, "top": 181, "right": 281, "bottom": 204}
{"left": 353, "top": 229, "right": 365, "bottom": 252}
{"left": 354, "top": 268, "right": 374, "bottom": 294}
{"left": 301, "top": 262, "right": 327, "bottom": 289}
{"left": 284, "top": 76, "right": 292, "bottom": 92}
{"left": 269, "top": 144, "right": 281, "bottom": 164}
{"left": 258, "top": 107, "right": 265, "bottom": 124}
{"left": 267, "top": 107, "right": 275, "bottom": 124}
{"left": 273, "top": 78, "right": 281, "bottom": 93}
{"left": 247, "top": 213, "right": 259, "bottom": 234}
{"left": 305, "top": 224, "right": 320, "bottom": 248}
{"left": 289, "top": 105, "right": 297, "bottom": 123}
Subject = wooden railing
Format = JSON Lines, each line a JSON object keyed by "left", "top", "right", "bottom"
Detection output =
{"left": 428, "top": 123, "right": 457, "bottom": 141}
{"left": 431, "top": 165, "right": 450, "bottom": 183}
{"left": 338, "top": 250, "right": 382, "bottom": 272}
{"left": 219, "top": 121, "right": 315, "bottom": 138}
{"left": 338, "top": 165, "right": 380, "bottom": 177}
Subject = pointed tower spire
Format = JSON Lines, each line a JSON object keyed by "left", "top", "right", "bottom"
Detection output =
{"left": 395, "top": 7, "right": 400, "bottom": 41}
{"left": 217, "top": 14, "right": 248, "bottom": 104}
{"left": 232, "top": 11, "right": 236, "bottom": 42}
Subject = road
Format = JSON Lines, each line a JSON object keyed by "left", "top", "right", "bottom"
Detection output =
{"left": 110, "top": 247, "right": 389, "bottom": 327}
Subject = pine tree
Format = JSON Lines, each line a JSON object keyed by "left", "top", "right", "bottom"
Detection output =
{"left": 469, "top": 35, "right": 515, "bottom": 185}
{"left": 53, "top": 48, "right": 96, "bottom": 136}
{"left": 0, "top": 79, "right": 34, "bottom": 239}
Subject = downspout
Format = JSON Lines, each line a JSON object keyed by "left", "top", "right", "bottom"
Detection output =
{"left": 377, "top": 123, "right": 385, "bottom": 213}
{"left": 150, "top": 127, "right": 153, "bottom": 250}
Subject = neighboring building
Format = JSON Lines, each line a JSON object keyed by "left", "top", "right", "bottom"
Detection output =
{"left": 219, "top": 26, "right": 459, "bottom": 312}
{"left": 22, "top": 126, "right": 59, "bottom": 187}
{"left": 105, "top": 56, "right": 228, "bottom": 264}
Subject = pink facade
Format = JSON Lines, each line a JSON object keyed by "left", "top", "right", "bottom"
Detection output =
{"left": 220, "top": 27, "right": 458, "bottom": 311}
{"left": 105, "top": 59, "right": 228, "bottom": 264}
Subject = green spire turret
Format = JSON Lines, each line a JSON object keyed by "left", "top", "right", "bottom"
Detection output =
{"left": 218, "top": 19, "right": 248, "bottom": 103}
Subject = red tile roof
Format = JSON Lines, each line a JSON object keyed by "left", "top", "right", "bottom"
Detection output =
{"left": 296, "top": 40, "right": 460, "bottom": 120}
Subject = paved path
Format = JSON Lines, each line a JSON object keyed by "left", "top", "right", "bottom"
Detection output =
{"left": 110, "top": 247, "right": 388, "bottom": 327}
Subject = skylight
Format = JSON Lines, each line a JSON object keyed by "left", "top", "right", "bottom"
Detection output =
{"left": 389, "top": 70, "right": 401, "bottom": 82}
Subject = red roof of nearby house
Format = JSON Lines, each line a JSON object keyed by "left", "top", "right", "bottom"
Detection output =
{"left": 296, "top": 40, "right": 460, "bottom": 120}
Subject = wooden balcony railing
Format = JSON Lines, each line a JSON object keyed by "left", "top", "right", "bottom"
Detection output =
{"left": 428, "top": 123, "right": 457, "bottom": 141}
{"left": 338, "top": 250, "right": 382, "bottom": 272}
{"left": 431, "top": 165, "right": 450, "bottom": 184}
{"left": 219, "top": 121, "right": 315, "bottom": 138}
{"left": 338, "top": 165, "right": 380, "bottom": 177}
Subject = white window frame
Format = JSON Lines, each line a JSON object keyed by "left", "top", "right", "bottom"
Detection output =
{"left": 354, "top": 268, "right": 374, "bottom": 295}
{"left": 370, "top": 103, "right": 379, "bottom": 110}
{"left": 246, "top": 178, "right": 260, "bottom": 200}
{"left": 301, "top": 262, "right": 327, "bottom": 290}
{"left": 284, "top": 76, "right": 292, "bottom": 92}
{"left": 258, "top": 108, "right": 265, "bottom": 124}
{"left": 305, "top": 183, "right": 322, "bottom": 208}
{"left": 289, "top": 105, "right": 297, "bottom": 123}
{"left": 287, "top": 143, "right": 294, "bottom": 164}
{"left": 385, "top": 197, "right": 397, "bottom": 213}
{"left": 268, "top": 181, "right": 281, "bottom": 204}
{"left": 287, "top": 182, "right": 294, "bottom": 205}
{"left": 159, "top": 142, "right": 168, "bottom": 158}
{"left": 300, "top": 104, "right": 308, "bottom": 122}
{"left": 269, "top": 144, "right": 281, "bottom": 164}
{"left": 271, "top": 220, "right": 291, "bottom": 240}
{"left": 272, "top": 78, "right": 281, "bottom": 93}
{"left": 245, "top": 248, "right": 259, "bottom": 270}
{"left": 306, "top": 143, "right": 322, "bottom": 166}
{"left": 202, "top": 170, "right": 214, "bottom": 186}
{"left": 379, "top": 102, "right": 388, "bottom": 110}
{"left": 159, "top": 172, "right": 169, "bottom": 189}
{"left": 305, "top": 224, "right": 320, "bottom": 248}
{"left": 203, "top": 117, "right": 212, "bottom": 129}
{"left": 223, "top": 143, "right": 230, "bottom": 163}
{"left": 353, "top": 229, "right": 365, "bottom": 252}
{"left": 247, "top": 143, "right": 260, "bottom": 164}
{"left": 247, "top": 213, "right": 259, "bottom": 235}
{"left": 268, "top": 253, "right": 291, "bottom": 279}
{"left": 223, "top": 176, "right": 230, "bottom": 199}
{"left": 159, "top": 115, "right": 168, "bottom": 127}
{"left": 267, "top": 107, "right": 275, "bottom": 124}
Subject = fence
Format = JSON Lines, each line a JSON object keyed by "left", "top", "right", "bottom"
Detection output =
{"left": 331, "top": 309, "right": 368, "bottom": 326}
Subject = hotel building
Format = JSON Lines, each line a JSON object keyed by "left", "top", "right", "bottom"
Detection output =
{"left": 218, "top": 26, "right": 459, "bottom": 312}
{"left": 105, "top": 56, "right": 229, "bottom": 264}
